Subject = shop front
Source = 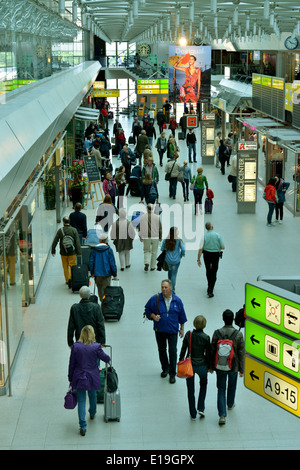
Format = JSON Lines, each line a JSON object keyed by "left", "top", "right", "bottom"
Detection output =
{"left": 0, "top": 134, "right": 67, "bottom": 396}
{"left": 236, "top": 117, "right": 286, "bottom": 186}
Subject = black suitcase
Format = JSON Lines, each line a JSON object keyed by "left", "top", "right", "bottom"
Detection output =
{"left": 205, "top": 198, "right": 213, "bottom": 214}
{"left": 128, "top": 135, "right": 134, "bottom": 144}
{"left": 178, "top": 132, "right": 185, "bottom": 140}
{"left": 71, "top": 256, "right": 89, "bottom": 292}
{"left": 112, "top": 145, "right": 118, "bottom": 156}
{"left": 81, "top": 245, "right": 91, "bottom": 269}
{"left": 102, "top": 283, "right": 124, "bottom": 321}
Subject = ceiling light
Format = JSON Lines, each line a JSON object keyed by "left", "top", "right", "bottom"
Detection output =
{"left": 179, "top": 34, "right": 187, "bottom": 46}
{"left": 189, "top": 1, "right": 194, "bottom": 22}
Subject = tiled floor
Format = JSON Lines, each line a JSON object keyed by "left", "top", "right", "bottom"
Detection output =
{"left": 1, "top": 115, "right": 300, "bottom": 450}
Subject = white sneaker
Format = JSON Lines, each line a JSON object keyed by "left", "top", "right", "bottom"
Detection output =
{"left": 279, "top": 220, "right": 283, "bottom": 224}
{"left": 198, "top": 411, "right": 205, "bottom": 418}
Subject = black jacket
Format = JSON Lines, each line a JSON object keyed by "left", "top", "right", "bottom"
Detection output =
{"left": 67, "top": 298, "right": 106, "bottom": 347}
{"left": 69, "top": 211, "right": 87, "bottom": 238}
{"left": 179, "top": 329, "right": 211, "bottom": 367}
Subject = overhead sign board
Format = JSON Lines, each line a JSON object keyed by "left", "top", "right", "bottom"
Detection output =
{"left": 245, "top": 320, "right": 300, "bottom": 379}
{"left": 245, "top": 283, "right": 300, "bottom": 340}
{"left": 244, "top": 355, "right": 300, "bottom": 417}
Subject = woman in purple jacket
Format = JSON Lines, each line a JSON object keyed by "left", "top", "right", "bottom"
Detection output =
{"left": 68, "top": 325, "right": 110, "bottom": 435}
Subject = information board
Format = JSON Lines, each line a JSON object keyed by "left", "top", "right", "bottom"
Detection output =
{"left": 236, "top": 142, "right": 258, "bottom": 213}
{"left": 245, "top": 320, "right": 300, "bottom": 380}
{"left": 83, "top": 155, "right": 100, "bottom": 183}
{"left": 244, "top": 355, "right": 300, "bottom": 417}
{"left": 245, "top": 282, "right": 300, "bottom": 340}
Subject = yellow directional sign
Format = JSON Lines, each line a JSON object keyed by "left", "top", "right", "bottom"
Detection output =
{"left": 244, "top": 355, "right": 300, "bottom": 417}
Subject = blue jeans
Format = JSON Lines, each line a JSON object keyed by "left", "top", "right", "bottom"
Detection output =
{"left": 76, "top": 389, "right": 97, "bottom": 430}
{"left": 188, "top": 143, "right": 196, "bottom": 162}
{"left": 267, "top": 201, "right": 275, "bottom": 224}
{"left": 186, "top": 365, "right": 208, "bottom": 418}
{"left": 216, "top": 370, "right": 238, "bottom": 417}
{"left": 167, "top": 262, "right": 180, "bottom": 292}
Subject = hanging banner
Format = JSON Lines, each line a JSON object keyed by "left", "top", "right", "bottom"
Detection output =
{"left": 168, "top": 46, "right": 211, "bottom": 106}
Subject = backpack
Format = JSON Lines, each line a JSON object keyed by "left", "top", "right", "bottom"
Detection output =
{"left": 148, "top": 183, "right": 157, "bottom": 203}
{"left": 61, "top": 228, "right": 75, "bottom": 254}
{"left": 235, "top": 306, "right": 245, "bottom": 330}
{"left": 214, "top": 329, "right": 239, "bottom": 371}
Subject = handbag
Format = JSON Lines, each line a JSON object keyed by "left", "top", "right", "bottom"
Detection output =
{"left": 176, "top": 331, "right": 194, "bottom": 379}
{"left": 64, "top": 385, "right": 77, "bottom": 409}
{"left": 165, "top": 160, "right": 176, "bottom": 181}
{"left": 162, "top": 122, "right": 167, "bottom": 129}
{"left": 177, "top": 170, "right": 184, "bottom": 183}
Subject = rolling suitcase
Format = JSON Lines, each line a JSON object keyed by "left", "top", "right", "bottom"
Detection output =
{"left": 104, "top": 345, "right": 121, "bottom": 422}
{"left": 178, "top": 132, "right": 185, "bottom": 140}
{"left": 205, "top": 197, "right": 213, "bottom": 214}
{"left": 128, "top": 135, "right": 134, "bottom": 144}
{"left": 71, "top": 256, "right": 89, "bottom": 292}
{"left": 81, "top": 245, "right": 91, "bottom": 269}
{"left": 102, "top": 281, "right": 124, "bottom": 321}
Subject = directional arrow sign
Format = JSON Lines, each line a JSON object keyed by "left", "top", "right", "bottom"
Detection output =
{"left": 245, "top": 283, "right": 300, "bottom": 340}
{"left": 245, "top": 320, "right": 300, "bottom": 379}
{"left": 244, "top": 356, "right": 300, "bottom": 417}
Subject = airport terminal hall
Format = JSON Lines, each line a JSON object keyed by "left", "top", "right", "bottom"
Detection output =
{"left": 2, "top": 0, "right": 300, "bottom": 453}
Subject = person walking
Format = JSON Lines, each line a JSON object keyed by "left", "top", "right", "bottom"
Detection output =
{"left": 197, "top": 222, "right": 225, "bottom": 298}
{"left": 69, "top": 203, "right": 87, "bottom": 246}
{"left": 51, "top": 216, "right": 81, "bottom": 287}
{"left": 165, "top": 153, "right": 181, "bottom": 200}
{"left": 217, "top": 140, "right": 229, "bottom": 175}
{"left": 68, "top": 325, "right": 111, "bottom": 436}
{"left": 110, "top": 208, "right": 135, "bottom": 271}
{"left": 136, "top": 130, "right": 149, "bottom": 165}
{"left": 144, "top": 279, "right": 187, "bottom": 384}
{"left": 264, "top": 177, "right": 277, "bottom": 227}
{"left": 139, "top": 203, "right": 162, "bottom": 271}
{"left": 180, "top": 161, "right": 192, "bottom": 202}
{"left": 67, "top": 286, "right": 106, "bottom": 348}
{"left": 186, "top": 129, "right": 197, "bottom": 163}
{"left": 211, "top": 309, "right": 245, "bottom": 425}
{"left": 89, "top": 233, "right": 118, "bottom": 302}
{"left": 155, "top": 132, "right": 167, "bottom": 167}
{"left": 229, "top": 154, "right": 237, "bottom": 192}
{"left": 179, "top": 315, "right": 211, "bottom": 420}
{"left": 156, "top": 108, "right": 166, "bottom": 134}
{"left": 214, "top": 131, "right": 221, "bottom": 168}
{"left": 161, "top": 227, "right": 185, "bottom": 294}
{"left": 115, "top": 166, "right": 127, "bottom": 209}
{"left": 274, "top": 174, "right": 290, "bottom": 224}
{"left": 191, "top": 167, "right": 208, "bottom": 215}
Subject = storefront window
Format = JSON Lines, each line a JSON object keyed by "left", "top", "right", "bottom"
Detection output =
{"left": 285, "top": 149, "right": 300, "bottom": 215}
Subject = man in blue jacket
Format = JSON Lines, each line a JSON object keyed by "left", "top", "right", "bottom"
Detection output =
{"left": 144, "top": 279, "right": 187, "bottom": 383}
{"left": 89, "top": 233, "right": 118, "bottom": 302}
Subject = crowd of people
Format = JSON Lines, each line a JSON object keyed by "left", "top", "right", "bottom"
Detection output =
{"left": 51, "top": 106, "right": 251, "bottom": 435}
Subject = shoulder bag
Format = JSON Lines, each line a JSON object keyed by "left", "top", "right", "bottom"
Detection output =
{"left": 165, "top": 160, "right": 176, "bottom": 181}
{"left": 176, "top": 331, "right": 194, "bottom": 379}
{"left": 64, "top": 385, "right": 77, "bottom": 409}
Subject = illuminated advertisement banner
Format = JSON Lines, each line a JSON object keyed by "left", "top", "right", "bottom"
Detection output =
{"left": 168, "top": 46, "right": 211, "bottom": 105}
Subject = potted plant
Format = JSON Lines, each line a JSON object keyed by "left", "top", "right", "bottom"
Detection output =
{"left": 68, "top": 163, "right": 87, "bottom": 207}
{"left": 43, "top": 167, "right": 56, "bottom": 210}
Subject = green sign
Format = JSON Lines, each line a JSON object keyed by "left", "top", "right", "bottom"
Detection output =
{"left": 245, "top": 320, "right": 300, "bottom": 380}
{"left": 245, "top": 283, "right": 300, "bottom": 340}
{"left": 137, "top": 79, "right": 168, "bottom": 85}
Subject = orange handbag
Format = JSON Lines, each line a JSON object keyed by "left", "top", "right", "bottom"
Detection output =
{"left": 176, "top": 331, "right": 194, "bottom": 379}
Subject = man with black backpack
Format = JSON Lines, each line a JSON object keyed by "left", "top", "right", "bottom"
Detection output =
{"left": 51, "top": 216, "right": 81, "bottom": 287}
{"left": 211, "top": 309, "right": 245, "bottom": 426}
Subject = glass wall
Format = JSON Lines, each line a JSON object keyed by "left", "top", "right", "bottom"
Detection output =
{"left": 0, "top": 217, "right": 24, "bottom": 394}
{"left": 285, "top": 149, "right": 300, "bottom": 216}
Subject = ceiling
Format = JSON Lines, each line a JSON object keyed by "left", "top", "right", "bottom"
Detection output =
{"left": 78, "top": 0, "right": 300, "bottom": 44}
{"left": 33, "top": 0, "right": 300, "bottom": 45}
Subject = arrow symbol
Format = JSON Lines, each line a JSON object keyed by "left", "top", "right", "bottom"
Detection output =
{"left": 250, "top": 334, "right": 260, "bottom": 345}
{"left": 251, "top": 298, "right": 260, "bottom": 308}
{"left": 250, "top": 370, "right": 259, "bottom": 381}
